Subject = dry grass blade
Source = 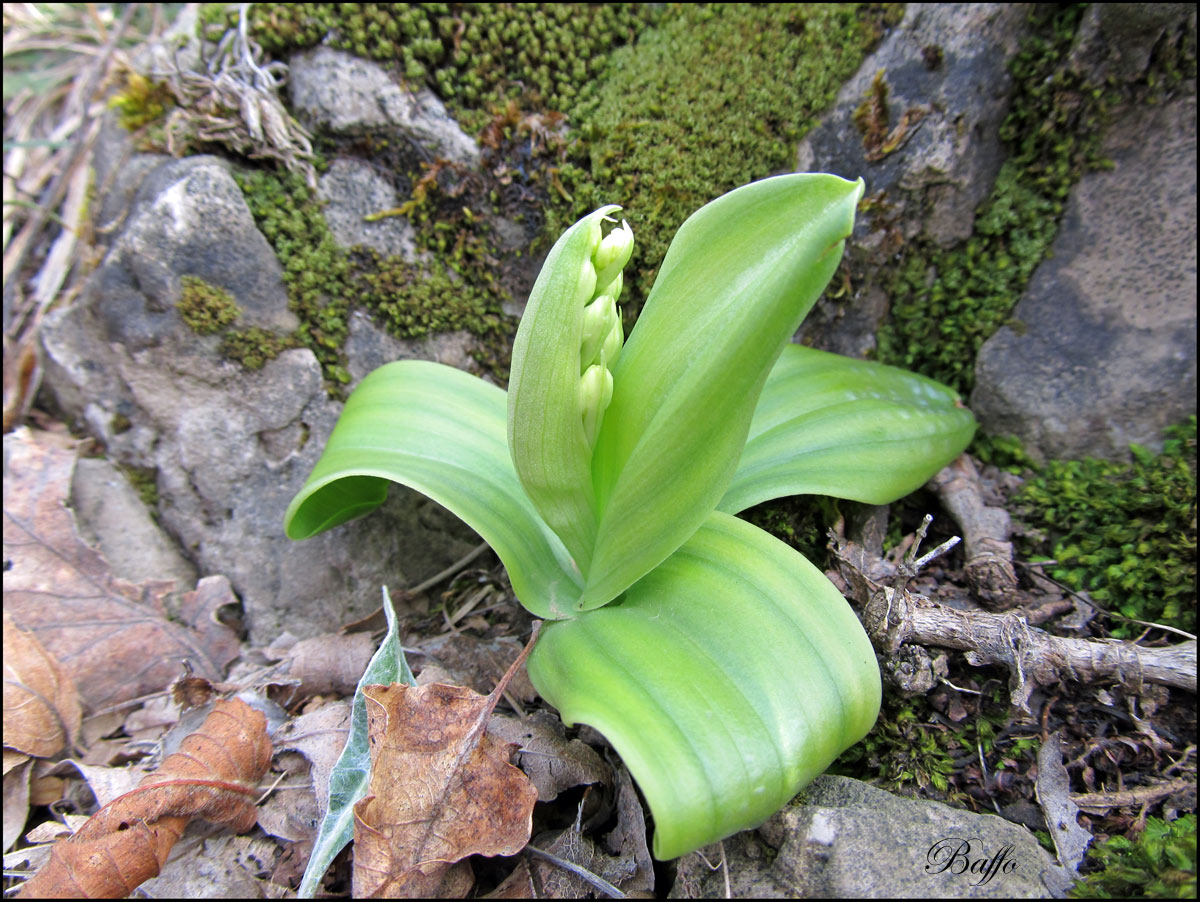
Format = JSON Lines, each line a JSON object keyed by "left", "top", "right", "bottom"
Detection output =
{"left": 2, "top": 3, "right": 161, "bottom": 432}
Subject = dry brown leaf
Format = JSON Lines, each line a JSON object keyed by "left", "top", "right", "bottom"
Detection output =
{"left": 272, "top": 700, "right": 351, "bottom": 816}
{"left": 2, "top": 428, "right": 241, "bottom": 714}
{"left": 276, "top": 632, "right": 377, "bottom": 702}
{"left": 3, "top": 748, "right": 31, "bottom": 776}
{"left": 259, "top": 700, "right": 351, "bottom": 843}
{"left": 16, "top": 698, "right": 271, "bottom": 899}
{"left": 604, "top": 765, "right": 655, "bottom": 895}
{"left": 489, "top": 710, "right": 611, "bottom": 802}
{"left": 352, "top": 632, "right": 542, "bottom": 902}
{"left": 3, "top": 756, "right": 33, "bottom": 854}
{"left": 353, "top": 682, "right": 538, "bottom": 897}
{"left": 530, "top": 825, "right": 637, "bottom": 899}
{"left": 3, "top": 609, "right": 83, "bottom": 759}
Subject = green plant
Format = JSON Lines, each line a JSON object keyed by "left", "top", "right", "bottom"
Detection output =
{"left": 1015, "top": 418, "right": 1197, "bottom": 636}
{"left": 285, "top": 174, "right": 976, "bottom": 858}
{"left": 177, "top": 275, "right": 242, "bottom": 334}
{"left": 1071, "top": 815, "right": 1197, "bottom": 899}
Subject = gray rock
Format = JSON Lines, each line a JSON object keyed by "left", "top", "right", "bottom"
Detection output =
{"left": 71, "top": 456, "right": 197, "bottom": 590}
{"left": 316, "top": 158, "right": 420, "bottom": 259}
{"left": 39, "top": 136, "right": 485, "bottom": 643}
{"left": 971, "top": 94, "right": 1197, "bottom": 461}
{"left": 288, "top": 46, "right": 479, "bottom": 164}
{"left": 91, "top": 155, "right": 298, "bottom": 350}
{"left": 795, "top": 3, "right": 1032, "bottom": 357}
{"left": 344, "top": 309, "right": 477, "bottom": 391}
{"left": 1068, "top": 4, "right": 1197, "bottom": 85}
{"left": 758, "top": 775, "right": 1074, "bottom": 898}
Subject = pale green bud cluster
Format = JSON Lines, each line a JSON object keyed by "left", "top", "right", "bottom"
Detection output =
{"left": 578, "top": 219, "right": 633, "bottom": 446}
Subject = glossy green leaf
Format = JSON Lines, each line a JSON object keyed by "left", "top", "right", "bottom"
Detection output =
{"left": 298, "top": 586, "right": 413, "bottom": 898}
{"left": 719, "top": 344, "right": 977, "bottom": 513}
{"left": 526, "top": 510, "right": 880, "bottom": 860}
{"left": 508, "top": 205, "right": 620, "bottom": 573}
{"left": 284, "top": 361, "right": 583, "bottom": 618}
{"left": 582, "top": 174, "right": 865, "bottom": 610}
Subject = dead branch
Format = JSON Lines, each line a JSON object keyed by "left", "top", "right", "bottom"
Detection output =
{"left": 929, "top": 454, "right": 1019, "bottom": 606}
{"left": 830, "top": 524, "right": 1197, "bottom": 712}
{"left": 1069, "top": 779, "right": 1195, "bottom": 814}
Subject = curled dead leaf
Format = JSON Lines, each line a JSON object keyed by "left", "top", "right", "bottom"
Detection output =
{"left": 16, "top": 698, "right": 271, "bottom": 899}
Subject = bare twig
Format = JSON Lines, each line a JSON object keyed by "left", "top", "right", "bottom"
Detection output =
{"left": 929, "top": 454, "right": 1018, "bottom": 606}
{"left": 1069, "top": 779, "right": 1195, "bottom": 814}
{"left": 831, "top": 522, "right": 1197, "bottom": 712}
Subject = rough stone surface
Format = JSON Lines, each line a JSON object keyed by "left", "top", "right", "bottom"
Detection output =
{"left": 39, "top": 138, "right": 483, "bottom": 643}
{"left": 796, "top": 3, "right": 1031, "bottom": 358}
{"left": 971, "top": 94, "right": 1198, "bottom": 460}
{"left": 288, "top": 46, "right": 479, "bottom": 164}
{"left": 316, "top": 158, "right": 420, "bottom": 259}
{"left": 88, "top": 155, "right": 299, "bottom": 351}
{"left": 757, "top": 776, "right": 1074, "bottom": 898}
{"left": 343, "top": 310, "right": 477, "bottom": 391}
{"left": 71, "top": 456, "right": 197, "bottom": 591}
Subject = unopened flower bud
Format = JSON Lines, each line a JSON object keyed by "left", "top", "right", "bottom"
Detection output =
{"left": 580, "top": 294, "right": 617, "bottom": 371}
{"left": 592, "top": 220, "right": 633, "bottom": 289}
{"left": 573, "top": 257, "right": 598, "bottom": 309}
{"left": 600, "top": 316, "right": 623, "bottom": 366}
{"left": 579, "top": 358, "right": 614, "bottom": 447}
{"left": 595, "top": 269, "right": 622, "bottom": 303}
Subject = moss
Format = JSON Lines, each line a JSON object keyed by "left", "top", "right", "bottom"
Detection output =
{"left": 544, "top": 3, "right": 886, "bottom": 324}
{"left": 1070, "top": 815, "right": 1197, "bottom": 899}
{"left": 1013, "top": 417, "right": 1197, "bottom": 637}
{"left": 119, "top": 464, "right": 160, "bottom": 511}
{"left": 234, "top": 168, "right": 353, "bottom": 386}
{"left": 177, "top": 275, "right": 242, "bottom": 334}
{"left": 853, "top": 69, "right": 891, "bottom": 151}
{"left": 876, "top": 3, "right": 1198, "bottom": 394}
{"left": 220, "top": 327, "right": 296, "bottom": 370}
{"left": 832, "top": 688, "right": 961, "bottom": 797}
{"left": 350, "top": 249, "right": 504, "bottom": 338}
{"left": 240, "top": 3, "right": 656, "bottom": 131}
{"left": 108, "top": 69, "right": 174, "bottom": 131}
{"left": 234, "top": 162, "right": 516, "bottom": 388}
{"left": 741, "top": 494, "right": 844, "bottom": 571}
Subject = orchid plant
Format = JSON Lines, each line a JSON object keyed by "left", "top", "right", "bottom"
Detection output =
{"left": 285, "top": 174, "right": 976, "bottom": 860}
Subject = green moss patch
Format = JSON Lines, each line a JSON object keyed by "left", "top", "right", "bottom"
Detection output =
{"left": 178, "top": 275, "right": 242, "bottom": 334}
{"left": 545, "top": 3, "right": 887, "bottom": 322}
{"left": 1071, "top": 814, "right": 1196, "bottom": 899}
{"left": 239, "top": 3, "right": 656, "bottom": 131}
{"left": 1013, "top": 417, "right": 1197, "bottom": 637}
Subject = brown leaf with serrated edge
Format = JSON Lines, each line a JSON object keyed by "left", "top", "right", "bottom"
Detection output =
{"left": 2, "top": 428, "right": 240, "bottom": 714}
{"left": 352, "top": 629, "right": 540, "bottom": 898}
{"left": 3, "top": 610, "right": 82, "bottom": 758}
{"left": 16, "top": 698, "right": 271, "bottom": 899}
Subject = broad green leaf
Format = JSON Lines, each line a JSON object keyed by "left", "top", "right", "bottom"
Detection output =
{"left": 582, "top": 174, "right": 865, "bottom": 610}
{"left": 508, "top": 205, "right": 620, "bottom": 573}
{"left": 526, "top": 510, "right": 880, "bottom": 860}
{"left": 297, "top": 587, "right": 414, "bottom": 898}
{"left": 284, "top": 361, "right": 583, "bottom": 618}
{"left": 719, "top": 344, "right": 977, "bottom": 514}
